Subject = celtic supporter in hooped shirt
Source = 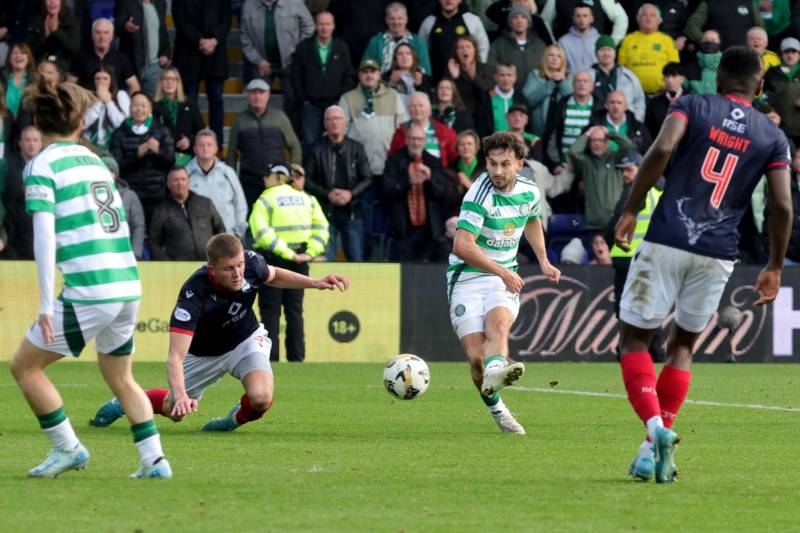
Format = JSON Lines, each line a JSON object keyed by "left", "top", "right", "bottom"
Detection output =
{"left": 447, "top": 132, "right": 560, "bottom": 437}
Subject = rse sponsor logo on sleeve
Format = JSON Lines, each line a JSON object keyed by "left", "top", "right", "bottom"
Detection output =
{"left": 463, "top": 210, "right": 483, "bottom": 226}
{"left": 173, "top": 307, "right": 191, "bottom": 321}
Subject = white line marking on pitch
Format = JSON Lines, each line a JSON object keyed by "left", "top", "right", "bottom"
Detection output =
{"left": 511, "top": 386, "right": 800, "bottom": 413}
{"left": 0, "top": 383, "right": 88, "bottom": 388}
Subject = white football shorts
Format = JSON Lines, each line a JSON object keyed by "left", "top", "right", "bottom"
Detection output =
{"left": 27, "top": 299, "right": 139, "bottom": 357}
{"left": 448, "top": 274, "right": 520, "bottom": 339}
{"left": 619, "top": 241, "right": 735, "bottom": 333}
{"left": 182, "top": 325, "right": 273, "bottom": 400}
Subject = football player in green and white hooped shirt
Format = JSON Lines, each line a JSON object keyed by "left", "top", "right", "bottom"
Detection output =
{"left": 448, "top": 132, "right": 561, "bottom": 435}
{"left": 9, "top": 79, "right": 172, "bottom": 479}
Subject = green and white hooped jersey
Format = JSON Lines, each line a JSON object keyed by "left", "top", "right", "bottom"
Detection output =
{"left": 447, "top": 172, "right": 542, "bottom": 285}
{"left": 24, "top": 141, "right": 141, "bottom": 303}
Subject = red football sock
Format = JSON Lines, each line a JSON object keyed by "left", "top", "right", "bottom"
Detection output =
{"left": 657, "top": 364, "right": 691, "bottom": 428}
{"left": 620, "top": 352, "right": 662, "bottom": 426}
{"left": 235, "top": 393, "right": 272, "bottom": 425}
{"left": 145, "top": 388, "right": 170, "bottom": 416}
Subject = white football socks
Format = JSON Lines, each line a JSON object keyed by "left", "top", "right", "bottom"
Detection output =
{"left": 646, "top": 416, "right": 664, "bottom": 443}
{"left": 135, "top": 434, "right": 165, "bottom": 466}
{"left": 483, "top": 355, "right": 506, "bottom": 376}
{"left": 638, "top": 439, "right": 653, "bottom": 457}
{"left": 488, "top": 397, "right": 508, "bottom": 417}
{"left": 43, "top": 418, "right": 81, "bottom": 451}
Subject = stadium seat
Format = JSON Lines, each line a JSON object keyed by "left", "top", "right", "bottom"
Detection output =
{"left": 88, "top": 0, "right": 115, "bottom": 21}
{"left": 546, "top": 213, "right": 588, "bottom": 264}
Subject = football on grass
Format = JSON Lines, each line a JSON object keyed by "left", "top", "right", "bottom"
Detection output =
{"left": 383, "top": 354, "right": 430, "bottom": 400}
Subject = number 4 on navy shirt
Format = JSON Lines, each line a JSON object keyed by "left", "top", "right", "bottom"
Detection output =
{"left": 645, "top": 94, "right": 791, "bottom": 260}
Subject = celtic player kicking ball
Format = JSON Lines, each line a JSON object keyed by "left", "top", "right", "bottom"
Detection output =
{"left": 447, "top": 132, "right": 560, "bottom": 434}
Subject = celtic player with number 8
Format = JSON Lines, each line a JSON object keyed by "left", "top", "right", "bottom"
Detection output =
{"left": 11, "top": 79, "right": 171, "bottom": 479}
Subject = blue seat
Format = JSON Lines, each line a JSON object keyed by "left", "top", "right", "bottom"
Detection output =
{"left": 548, "top": 213, "right": 585, "bottom": 235}
{"left": 546, "top": 214, "right": 588, "bottom": 265}
{"left": 88, "top": 1, "right": 115, "bottom": 21}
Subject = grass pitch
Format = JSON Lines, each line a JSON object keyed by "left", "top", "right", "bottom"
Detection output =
{"left": 0, "top": 362, "right": 797, "bottom": 532}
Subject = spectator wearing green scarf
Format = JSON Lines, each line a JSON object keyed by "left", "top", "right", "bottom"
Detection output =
{"left": 152, "top": 67, "right": 205, "bottom": 167}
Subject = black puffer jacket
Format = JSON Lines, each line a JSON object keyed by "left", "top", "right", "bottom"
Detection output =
{"left": 109, "top": 118, "right": 175, "bottom": 206}
{"left": 225, "top": 107, "right": 302, "bottom": 185}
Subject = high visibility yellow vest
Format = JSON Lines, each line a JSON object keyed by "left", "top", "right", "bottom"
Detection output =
{"left": 610, "top": 188, "right": 662, "bottom": 258}
{"left": 249, "top": 184, "right": 330, "bottom": 260}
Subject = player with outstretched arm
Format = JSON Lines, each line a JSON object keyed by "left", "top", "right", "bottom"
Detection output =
{"left": 614, "top": 46, "right": 793, "bottom": 483}
{"left": 10, "top": 78, "right": 171, "bottom": 479}
{"left": 448, "top": 132, "right": 561, "bottom": 434}
{"left": 91, "top": 233, "right": 349, "bottom": 431}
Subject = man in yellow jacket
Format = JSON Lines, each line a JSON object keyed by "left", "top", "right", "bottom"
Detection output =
{"left": 249, "top": 163, "right": 330, "bottom": 362}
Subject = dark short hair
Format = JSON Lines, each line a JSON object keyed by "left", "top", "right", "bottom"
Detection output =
{"left": 572, "top": 1, "right": 593, "bottom": 13}
{"left": 662, "top": 62, "right": 683, "bottom": 77}
{"left": 718, "top": 46, "right": 762, "bottom": 86}
{"left": 168, "top": 165, "right": 189, "bottom": 177}
{"left": 130, "top": 90, "right": 154, "bottom": 107}
{"left": 482, "top": 132, "right": 526, "bottom": 160}
{"left": 206, "top": 233, "right": 243, "bottom": 265}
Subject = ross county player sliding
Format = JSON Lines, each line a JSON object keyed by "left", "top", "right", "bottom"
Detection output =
{"left": 91, "top": 233, "right": 348, "bottom": 432}
{"left": 614, "top": 47, "right": 793, "bottom": 483}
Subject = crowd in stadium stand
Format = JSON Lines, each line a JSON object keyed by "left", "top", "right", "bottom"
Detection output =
{"left": 1, "top": 0, "right": 800, "bottom": 266}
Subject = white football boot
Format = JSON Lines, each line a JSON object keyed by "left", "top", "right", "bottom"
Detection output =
{"left": 481, "top": 362, "right": 525, "bottom": 397}
{"left": 491, "top": 409, "right": 526, "bottom": 435}
{"left": 131, "top": 457, "right": 173, "bottom": 479}
{"left": 28, "top": 444, "right": 90, "bottom": 478}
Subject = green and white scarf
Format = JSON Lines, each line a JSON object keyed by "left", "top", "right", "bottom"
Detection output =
{"left": 126, "top": 116, "right": 153, "bottom": 135}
